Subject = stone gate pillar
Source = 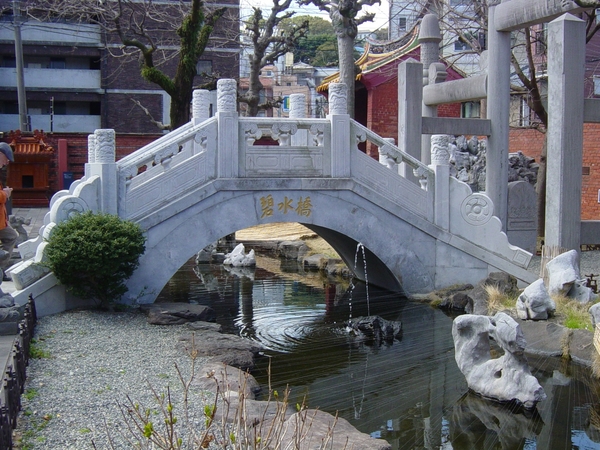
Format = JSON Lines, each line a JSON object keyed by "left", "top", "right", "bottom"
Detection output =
{"left": 398, "top": 58, "right": 422, "bottom": 185}
{"left": 545, "top": 14, "right": 585, "bottom": 251}
{"left": 418, "top": 14, "right": 442, "bottom": 166}
{"left": 216, "top": 79, "right": 239, "bottom": 178}
{"left": 486, "top": 0, "right": 511, "bottom": 230}
{"left": 328, "top": 83, "right": 351, "bottom": 177}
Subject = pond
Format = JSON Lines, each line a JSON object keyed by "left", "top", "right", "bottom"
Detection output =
{"left": 156, "top": 253, "right": 600, "bottom": 450}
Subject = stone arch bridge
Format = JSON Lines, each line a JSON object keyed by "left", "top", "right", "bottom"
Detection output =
{"left": 9, "top": 80, "right": 535, "bottom": 313}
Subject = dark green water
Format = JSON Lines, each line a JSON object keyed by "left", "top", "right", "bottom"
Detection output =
{"left": 156, "top": 255, "right": 600, "bottom": 450}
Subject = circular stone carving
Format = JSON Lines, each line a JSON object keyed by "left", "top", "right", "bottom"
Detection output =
{"left": 461, "top": 193, "right": 493, "bottom": 226}
{"left": 51, "top": 196, "right": 89, "bottom": 224}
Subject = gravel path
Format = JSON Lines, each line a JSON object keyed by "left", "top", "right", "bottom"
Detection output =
{"left": 15, "top": 310, "right": 213, "bottom": 450}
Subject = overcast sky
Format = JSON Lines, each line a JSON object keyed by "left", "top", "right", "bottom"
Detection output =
{"left": 238, "top": 0, "right": 390, "bottom": 32}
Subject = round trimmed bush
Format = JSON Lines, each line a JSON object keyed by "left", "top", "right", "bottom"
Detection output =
{"left": 43, "top": 212, "right": 146, "bottom": 308}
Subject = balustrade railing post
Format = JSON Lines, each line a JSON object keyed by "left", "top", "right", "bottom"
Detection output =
{"left": 430, "top": 134, "right": 450, "bottom": 231}
{"left": 290, "top": 93, "right": 307, "bottom": 146}
{"left": 192, "top": 89, "right": 212, "bottom": 124}
{"left": 328, "top": 83, "right": 351, "bottom": 177}
{"left": 85, "top": 133, "right": 96, "bottom": 180}
{"left": 87, "top": 129, "right": 118, "bottom": 215}
{"left": 216, "top": 79, "right": 239, "bottom": 178}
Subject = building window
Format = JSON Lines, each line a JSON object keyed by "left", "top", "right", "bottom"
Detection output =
{"left": 461, "top": 101, "right": 480, "bottom": 118}
{"left": 50, "top": 58, "right": 66, "bottom": 69}
{"left": 53, "top": 102, "right": 67, "bottom": 115}
{"left": 519, "top": 96, "right": 531, "bottom": 127}
{"left": 454, "top": 39, "right": 470, "bottom": 51}
{"left": 594, "top": 76, "right": 600, "bottom": 96}
{"left": 2, "top": 57, "right": 16, "bottom": 68}
{"left": 398, "top": 17, "right": 407, "bottom": 31}
{"left": 196, "top": 60, "right": 212, "bottom": 76}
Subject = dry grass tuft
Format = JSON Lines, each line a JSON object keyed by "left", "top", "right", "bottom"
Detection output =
{"left": 485, "top": 285, "right": 518, "bottom": 314}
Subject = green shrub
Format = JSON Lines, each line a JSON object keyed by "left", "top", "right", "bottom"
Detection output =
{"left": 43, "top": 212, "right": 146, "bottom": 308}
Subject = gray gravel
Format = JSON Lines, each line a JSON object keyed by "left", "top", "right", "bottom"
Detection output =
{"left": 15, "top": 310, "right": 213, "bottom": 450}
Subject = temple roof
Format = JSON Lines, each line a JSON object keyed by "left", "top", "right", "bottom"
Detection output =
{"left": 317, "top": 26, "right": 421, "bottom": 92}
{"left": 8, "top": 130, "right": 54, "bottom": 155}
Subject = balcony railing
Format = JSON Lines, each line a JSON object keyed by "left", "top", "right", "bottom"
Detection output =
{"left": 0, "top": 22, "right": 101, "bottom": 45}
{"left": 0, "top": 114, "right": 101, "bottom": 133}
{"left": 0, "top": 68, "right": 101, "bottom": 90}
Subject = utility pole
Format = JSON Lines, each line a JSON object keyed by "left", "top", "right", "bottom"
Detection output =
{"left": 13, "top": 0, "right": 28, "bottom": 132}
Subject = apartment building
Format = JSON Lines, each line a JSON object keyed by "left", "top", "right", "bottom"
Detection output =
{"left": 0, "top": 0, "right": 240, "bottom": 135}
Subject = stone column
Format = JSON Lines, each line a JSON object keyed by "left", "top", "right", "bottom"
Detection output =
{"left": 290, "top": 93, "right": 307, "bottom": 146}
{"left": 485, "top": 0, "right": 511, "bottom": 230}
{"left": 398, "top": 58, "right": 423, "bottom": 184}
{"left": 216, "top": 79, "right": 239, "bottom": 178}
{"left": 328, "top": 83, "right": 351, "bottom": 177}
{"left": 192, "top": 89, "right": 212, "bottom": 124}
{"left": 88, "top": 129, "right": 118, "bottom": 215}
{"left": 418, "top": 14, "right": 442, "bottom": 165}
{"left": 545, "top": 14, "right": 585, "bottom": 251}
{"left": 430, "top": 134, "right": 450, "bottom": 231}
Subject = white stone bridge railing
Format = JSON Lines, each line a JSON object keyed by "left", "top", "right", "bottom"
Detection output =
{"left": 115, "top": 79, "right": 436, "bottom": 224}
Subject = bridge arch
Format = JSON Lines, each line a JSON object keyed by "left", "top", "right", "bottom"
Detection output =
{"left": 125, "top": 188, "right": 440, "bottom": 304}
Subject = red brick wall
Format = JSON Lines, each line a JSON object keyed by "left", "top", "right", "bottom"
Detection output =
{"left": 509, "top": 125, "right": 600, "bottom": 220}
{"left": 366, "top": 80, "right": 461, "bottom": 157}
{"left": 367, "top": 81, "right": 398, "bottom": 157}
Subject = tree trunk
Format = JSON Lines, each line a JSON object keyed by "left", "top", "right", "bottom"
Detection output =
{"left": 337, "top": 33, "right": 355, "bottom": 117}
{"left": 245, "top": 58, "right": 263, "bottom": 117}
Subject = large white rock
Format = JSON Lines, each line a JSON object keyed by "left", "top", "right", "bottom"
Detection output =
{"left": 516, "top": 279, "right": 556, "bottom": 320}
{"left": 546, "top": 249, "right": 580, "bottom": 296}
{"left": 452, "top": 312, "right": 546, "bottom": 409}
{"left": 223, "top": 243, "right": 256, "bottom": 267}
{"left": 545, "top": 250, "right": 597, "bottom": 303}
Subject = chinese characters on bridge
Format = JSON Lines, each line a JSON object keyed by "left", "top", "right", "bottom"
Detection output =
{"left": 260, "top": 195, "right": 312, "bottom": 218}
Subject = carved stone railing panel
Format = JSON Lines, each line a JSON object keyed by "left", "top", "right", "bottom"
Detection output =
{"left": 239, "top": 118, "right": 331, "bottom": 178}
{"left": 118, "top": 118, "right": 217, "bottom": 220}
{"left": 353, "top": 150, "right": 431, "bottom": 219}
{"left": 351, "top": 120, "right": 434, "bottom": 189}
